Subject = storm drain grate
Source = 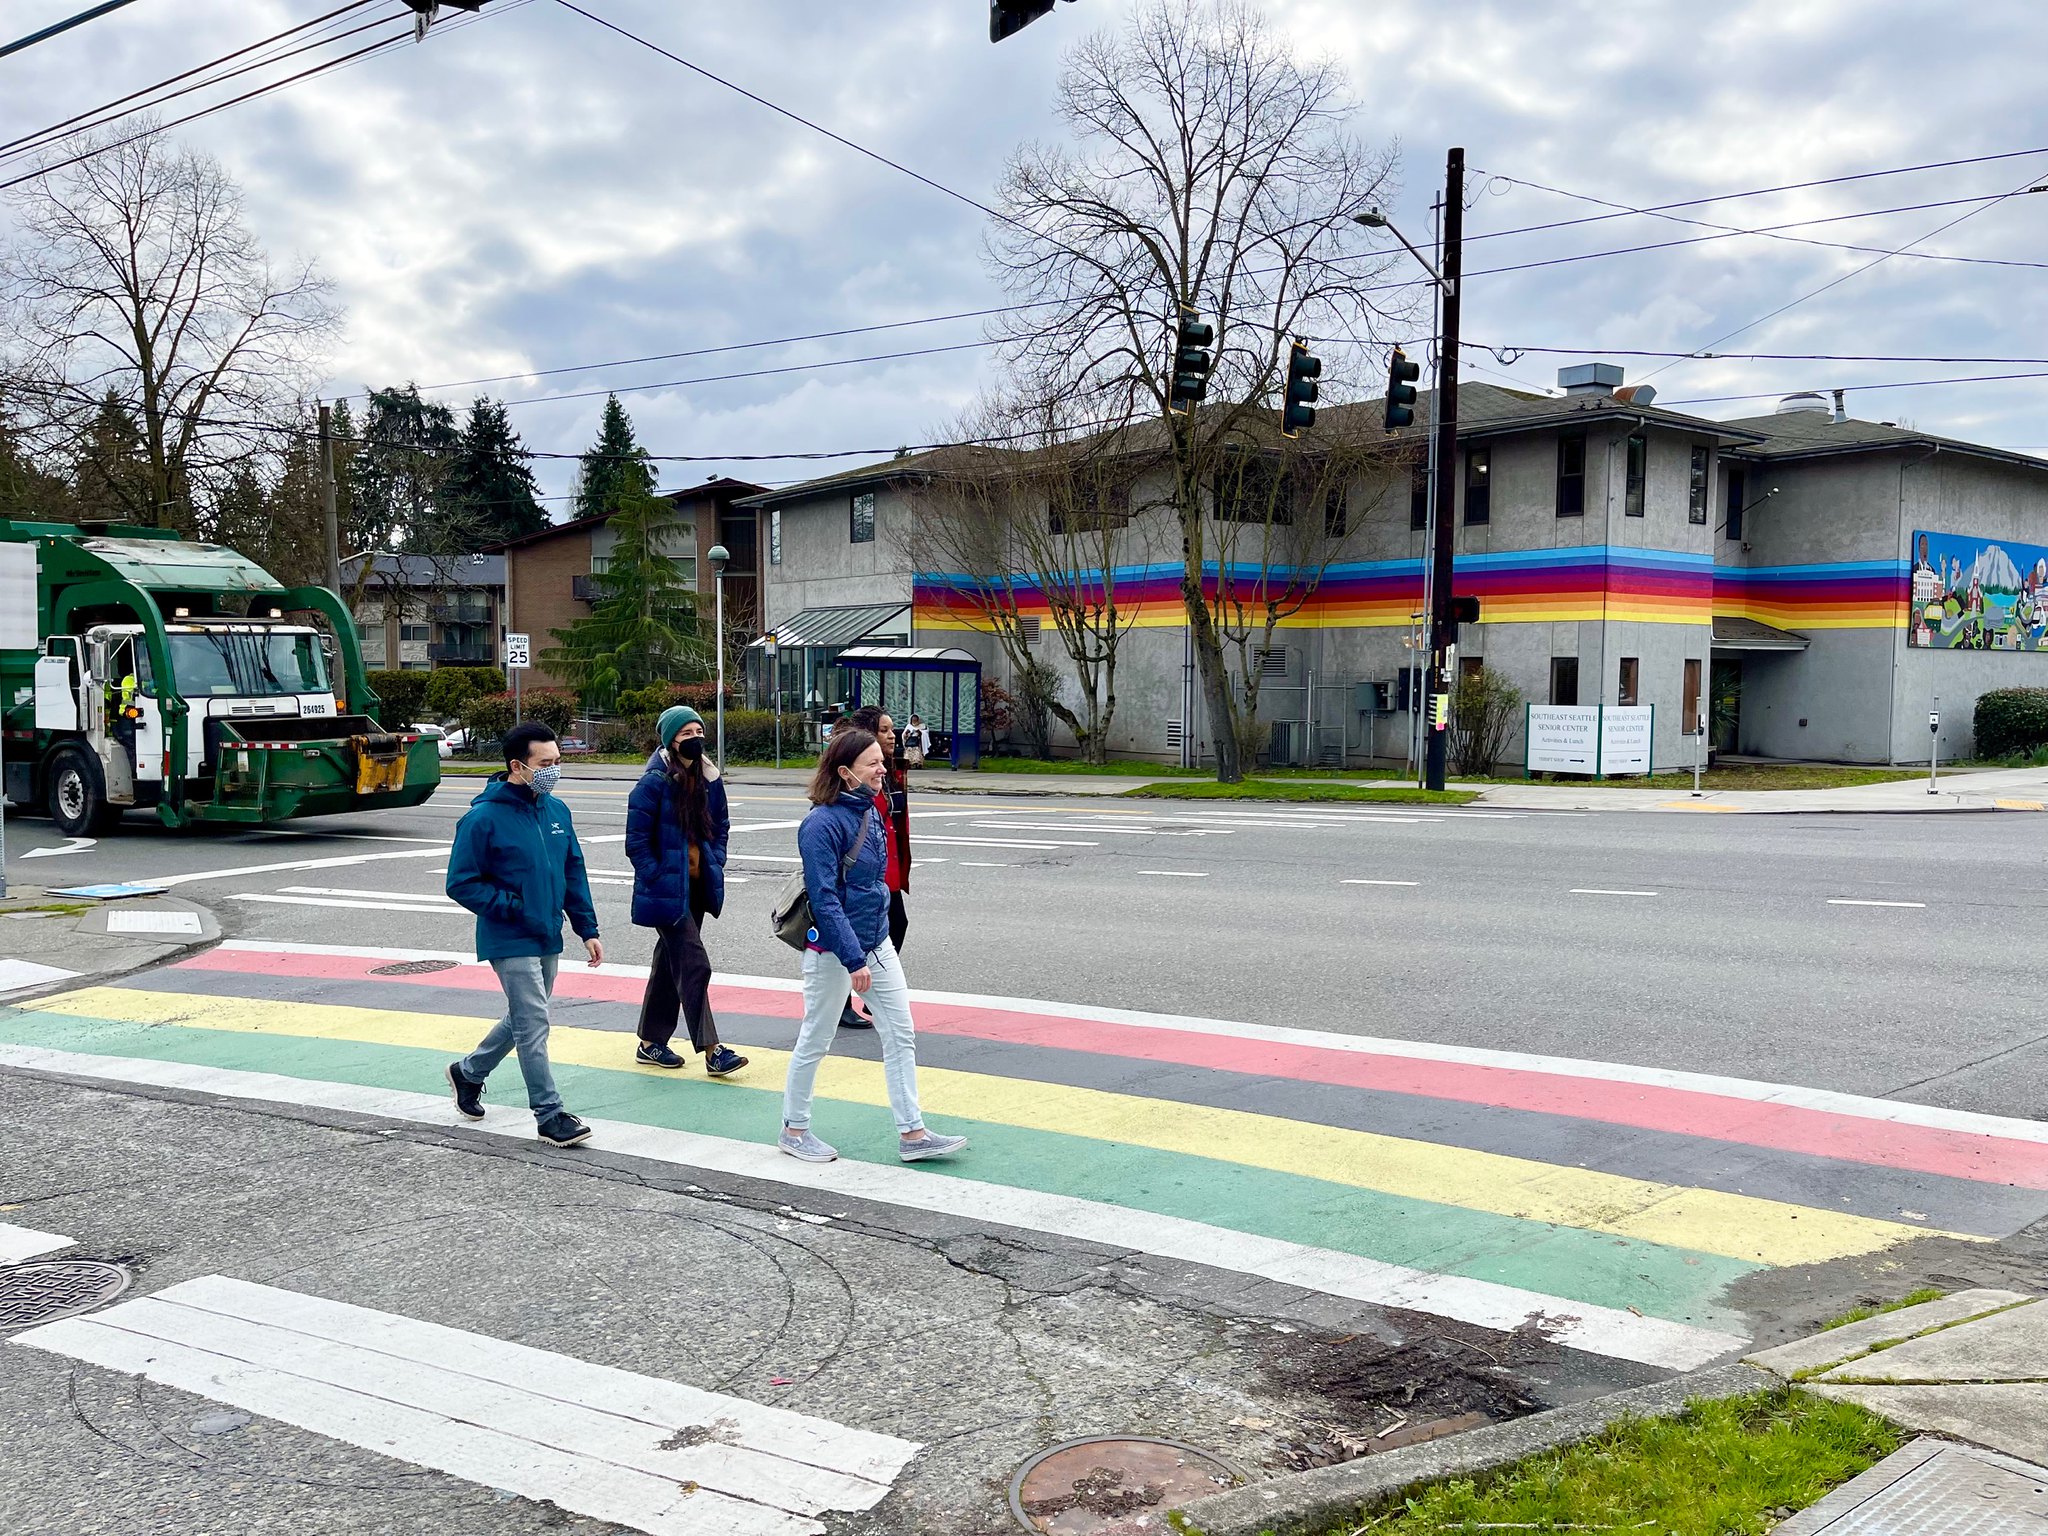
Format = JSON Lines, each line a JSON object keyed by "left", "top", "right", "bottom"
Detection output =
{"left": 0, "top": 1260, "right": 131, "bottom": 1329}
{"left": 370, "top": 960, "right": 460, "bottom": 976}
{"left": 1009, "top": 1436, "right": 1243, "bottom": 1533}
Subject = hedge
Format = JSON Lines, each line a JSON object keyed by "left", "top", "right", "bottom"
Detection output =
{"left": 460, "top": 688, "right": 578, "bottom": 753}
{"left": 723, "top": 710, "right": 804, "bottom": 761}
{"left": 366, "top": 669, "right": 431, "bottom": 728}
{"left": 1975, "top": 687, "right": 2048, "bottom": 758}
{"left": 425, "top": 666, "right": 505, "bottom": 719}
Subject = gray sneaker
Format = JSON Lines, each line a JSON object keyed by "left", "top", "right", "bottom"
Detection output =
{"left": 898, "top": 1131, "right": 968, "bottom": 1163}
{"left": 779, "top": 1128, "right": 838, "bottom": 1163}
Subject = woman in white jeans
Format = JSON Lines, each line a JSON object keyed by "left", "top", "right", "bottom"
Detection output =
{"left": 779, "top": 727, "right": 968, "bottom": 1165}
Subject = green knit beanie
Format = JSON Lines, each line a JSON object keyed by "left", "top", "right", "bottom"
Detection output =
{"left": 657, "top": 704, "right": 703, "bottom": 747}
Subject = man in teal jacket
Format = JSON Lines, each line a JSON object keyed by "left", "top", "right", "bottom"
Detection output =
{"left": 444, "top": 722, "right": 604, "bottom": 1147}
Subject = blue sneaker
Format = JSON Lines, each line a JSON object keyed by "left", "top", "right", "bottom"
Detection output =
{"left": 779, "top": 1128, "right": 838, "bottom": 1163}
{"left": 898, "top": 1131, "right": 967, "bottom": 1163}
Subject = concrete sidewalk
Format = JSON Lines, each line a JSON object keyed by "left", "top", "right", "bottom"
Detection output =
{"left": 0, "top": 882, "right": 219, "bottom": 1002}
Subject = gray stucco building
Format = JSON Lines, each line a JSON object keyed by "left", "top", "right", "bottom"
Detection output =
{"left": 738, "top": 369, "right": 2048, "bottom": 768}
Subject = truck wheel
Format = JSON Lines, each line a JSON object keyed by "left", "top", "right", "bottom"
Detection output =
{"left": 47, "top": 746, "right": 119, "bottom": 837}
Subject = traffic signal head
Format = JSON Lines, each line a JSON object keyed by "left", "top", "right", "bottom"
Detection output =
{"left": 990, "top": 0, "right": 1059, "bottom": 42}
{"left": 1169, "top": 310, "right": 1214, "bottom": 413}
{"left": 1450, "top": 595, "right": 1481, "bottom": 625}
{"left": 1281, "top": 340, "right": 1321, "bottom": 438}
{"left": 1384, "top": 347, "right": 1421, "bottom": 432}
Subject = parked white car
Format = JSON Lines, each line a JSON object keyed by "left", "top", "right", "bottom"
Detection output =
{"left": 410, "top": 724, "right": 469, "bottom": 760}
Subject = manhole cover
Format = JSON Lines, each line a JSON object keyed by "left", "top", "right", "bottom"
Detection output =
{"left": 1009, "top": 1436, "right": 1243, "bottom": 1534}
{"left": 0, "top": 1260, "right": 131, "bottom": 1329}
{"left": 370, "top": 959, "right": 460, "bottom": 976}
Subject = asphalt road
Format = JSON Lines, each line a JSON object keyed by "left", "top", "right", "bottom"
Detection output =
{"left": 6, "top": 769, "right": 2044, "bottom": 1119}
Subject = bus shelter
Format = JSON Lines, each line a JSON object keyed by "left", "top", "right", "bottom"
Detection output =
{"left": 834, "top": 646, "right": 982, "bottom": 769}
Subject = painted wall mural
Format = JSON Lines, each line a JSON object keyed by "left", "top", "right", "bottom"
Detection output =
{"left": 1908, "top": 530, "right": 2048, "bottom": 652}
{"left": 913, "top": 546, "right": 1714, "bottom": 632}
{"left": 1712, "top": 561, "right": 1907, "bottom": 631}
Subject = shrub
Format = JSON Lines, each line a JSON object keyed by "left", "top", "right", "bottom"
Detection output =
{"left": 722, "top": 709, "right": 802, "bottom": 761}
{"left": 1450, "top": 665, "right": 1524, "bottom": 776}
{"left": 611, "top": 681, "right": 737, "bottom": 756}
{"left": 1975, "top": 686, "right": 2048, "bottom": 758}
{"left": 366, "top": 669, "right": 431, "bottom": 728}
{"left": 460, "top": 687, "right": 578, "bottom": 754}
{"left": 424, "top": 665, "right": 504, "bottom": 720}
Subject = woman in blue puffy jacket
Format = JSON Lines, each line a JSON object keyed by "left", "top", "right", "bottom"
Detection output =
{"left": 626, "top": 705, "right": 746, "bottom": 1077}
{"left": 777, "top": 727, "right": 966, "bottom": 1166}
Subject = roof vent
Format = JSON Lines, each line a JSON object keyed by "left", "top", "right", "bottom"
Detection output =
{"left": 1776, "top": 391, "right": 1830, "bottom": 416}
{"left": 1558, "top": 363, "right": 1625, "bottom": 397}
{"left": 1613, "top": 384, "right": 1658, "bottom": 405}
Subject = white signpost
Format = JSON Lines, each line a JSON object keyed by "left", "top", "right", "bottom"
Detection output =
{"left": 1525, "top": 704, "right": 1656, "bottom": 779}
{"left": 505, "top": 632, "right": 530, "bottom": 725}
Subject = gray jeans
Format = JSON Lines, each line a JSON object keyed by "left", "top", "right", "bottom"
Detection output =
{"left": 784, "top": 940, "right": 922, "bottom": 1134}
{"left": 459, "top": 954, "right": 563, "bottom": 1122}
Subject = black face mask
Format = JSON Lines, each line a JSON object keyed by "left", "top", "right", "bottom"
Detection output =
{"left": 671, "top": 737, "right": 705, "bottom": 764}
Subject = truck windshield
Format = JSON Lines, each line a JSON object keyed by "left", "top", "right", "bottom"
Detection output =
{"left": 166, "top": 632, "right": 330, "bottom": 697}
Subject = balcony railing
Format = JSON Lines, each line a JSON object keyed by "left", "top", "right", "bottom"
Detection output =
{"left": 427, "top": 642, "right": 494, "bottom": 665}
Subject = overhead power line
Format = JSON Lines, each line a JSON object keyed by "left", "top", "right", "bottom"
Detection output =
{"left": 1461, "top": 343, "right": 2048, "bottom": 366}
{"left": 0, "top": 0, "right": 149, "bottom": 63}
{"left": 1655, "top": 370, "right": 2048, "bottom": 407}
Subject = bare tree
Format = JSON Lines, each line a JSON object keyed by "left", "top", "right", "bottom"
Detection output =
{"left": 0, "top": 117, "right": 341, "bottom": 532}
{"left": 904, "top": 393, "right": 1160, "bottom": 763}
{"left": 988, "top": 0, "right": 1408, "bottom": 779}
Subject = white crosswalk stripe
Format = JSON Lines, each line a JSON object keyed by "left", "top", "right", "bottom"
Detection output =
{"left": 16, "top": 1275, "right": 920, "bottom": 1536}
{"left": 0, "top": 1220, "right": 75, "bottom": 1264}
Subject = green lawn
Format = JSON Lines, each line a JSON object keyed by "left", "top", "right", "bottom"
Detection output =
{"left": 1304, "top": 1390, "right": 1898, "bottom": 1536}
{"left": 975, "top": 755, "right": 1208, "bottom": 777}
{"left": 1468, "top": 765, "right": 1932, "bottom": 792}
{"left": 1123, "top": 780, "right": 1477, "bottom": 805}
{"left": 1820, "top": 1287, "right": 1946, "bottom": 1332}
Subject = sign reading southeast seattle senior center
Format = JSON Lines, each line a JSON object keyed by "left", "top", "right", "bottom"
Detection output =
{"left": 1525, "top": 704, "right": 1655, "bottom": 777}
{"left": 1526, "top": 705, "right": 1598, "bottom": 774}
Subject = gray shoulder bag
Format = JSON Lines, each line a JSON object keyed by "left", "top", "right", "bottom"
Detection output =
{"left": 770, "top": 808, "right": 873, "bottom": 951}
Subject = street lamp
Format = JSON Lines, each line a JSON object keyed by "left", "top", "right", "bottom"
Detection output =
{"left": 708, "top": 544, "right": 729, "bottom": 766}
{"left": 1352, "top": 148, "right": 1465, "bottom": 792}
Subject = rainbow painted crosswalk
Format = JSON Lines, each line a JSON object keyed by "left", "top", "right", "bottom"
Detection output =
{"left": 6, "top": 940, "right": 2045, "bottom": 1373}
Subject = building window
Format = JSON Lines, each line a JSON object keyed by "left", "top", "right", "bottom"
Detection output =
{"left": 1213, "top": 457, "right": 1293, "bottom": 524}
{"left": 1683, "top": 658, "right": 1703, "bottom": 734}
{"left": 1556, "top": 433, "right": 1586, "bottom": 518}
{"left": 850, "top": 492, "right": 876, "bottom": 544}
{"left": 1410, "top": 464, "right": 1428, "bottom": 530}
{"left": 1323, "top": 488, "right": 1348, "bottom": 538}
{"left": 359, "top": 623, "right": 386, "bottom": 653}
{"left": 400, "top": 624, "right": 430, "bottom": 643}
{"left": 1688, "top": 446, "right": 1710, "bottom": 525}
{"left": 1624, "top": 433, "right": 1646, "bottom": 518}
{"left": 1725, "top": 467, "right": 1746, "bottom": 542}
{"left": 1618, "top": 656, "right": 1639, "bottom": 706}
{"left": 1459, "top": 655, "right": 1484, "bottom": 685}
{"left": 769, "top": 508, "right": 782, "bottom": 565}
{"left": 1464, "top": 447, "right": 1491, "bottom": 525}
{"left": 1550, "top": 656, "right": 1579, "bottom": 706}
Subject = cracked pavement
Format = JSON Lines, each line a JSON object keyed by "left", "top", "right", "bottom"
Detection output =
{"left": 0, "top": 1067, "right": 1648, "bottom": 1535}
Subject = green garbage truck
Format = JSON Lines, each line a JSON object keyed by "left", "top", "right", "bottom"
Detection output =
{"left": 0, "top": 517, "right": 441, "bottom": 834}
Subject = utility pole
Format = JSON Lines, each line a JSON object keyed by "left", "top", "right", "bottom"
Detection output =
{"left": 318, "top": 403, "right": 341, "bottom": 594}
{"left": 1424, "top": 147, "right": 1465, "bottom": 793}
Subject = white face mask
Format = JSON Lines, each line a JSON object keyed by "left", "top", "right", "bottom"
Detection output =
{"left": 527, "top": 764, "right": 562, "bottom": 795}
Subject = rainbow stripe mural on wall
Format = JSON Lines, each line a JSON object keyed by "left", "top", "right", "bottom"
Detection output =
{"left": 1714, "top": 561, "right": 1908, "bottom": 631}
{"left": 913, "top": 546, "right": 1716, "bottom": 631}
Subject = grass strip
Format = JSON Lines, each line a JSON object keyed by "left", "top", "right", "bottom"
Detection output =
{"left": 1301, "top": 1389, "right": 1899, "bottom": 1536}
{"left": 1123, "top": 780, "right": 1478, "bottom": 805}
{"left": 1468, "top": 766, "right": 1933, "bottom": 792}
{"left": 1820, "top": 1286, "right": 1946, "bottom": 1331}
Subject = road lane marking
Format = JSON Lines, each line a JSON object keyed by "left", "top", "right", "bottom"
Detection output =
{"left": 1342, "top": 879, "right": 1420, "bottom": 887}
{"left": 0, "top": 1221, "right": 74, "bottom": 1264}
{"left": 1138, "top": 870, "right": 1209, "bottom": 878}
{"left": 909, "top": 836, "right": 1085, "bottom": 849}
{"left": 0, "top": 960, "right": 82, "bottom": 996}
{"left": 229, "top": 895, "right": 467, "bottom": 915}
{"left": 0, "top": 1044, "right": 1743, "bottom": 1372}
{"left": 956, "top": 861, "right": 1012, "bottom": 867}
{"left": 1570, "top": 888, "right": 1659, "bottom": 898}
{"left": 1828, "top": 899, "right": 1926, "bottom": 909}
{"left": 16, "top": 1275, "right": 919, "bottom": 1535}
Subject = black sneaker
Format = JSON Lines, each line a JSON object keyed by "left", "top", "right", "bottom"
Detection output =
{"left": 537, "top": 1111, "right": 592, "bottom": 1148}
{"left": 635, "top": 1040, "right": 685, "bottom": 1069}
{"left": 705, "top": 1045, "right": 750, "bottom": 1078}
{"left": 838, "top": 1002, "right": 874, "bottom": 1030}
{"left": 446, "top": 1061, "right": 484, "bottom": 1120}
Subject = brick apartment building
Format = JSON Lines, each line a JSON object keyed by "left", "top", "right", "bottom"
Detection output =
{"left": 493, "top": 477, "right": 766, "bottom": 692}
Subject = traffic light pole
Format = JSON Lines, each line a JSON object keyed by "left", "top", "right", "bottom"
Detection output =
{"left": 1425, "top": 147, "right": 1464, "bottom": 794}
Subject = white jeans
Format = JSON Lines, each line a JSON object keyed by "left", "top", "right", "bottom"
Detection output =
{"left": 784, "top": 939, "right": 922, "bottom": 1134}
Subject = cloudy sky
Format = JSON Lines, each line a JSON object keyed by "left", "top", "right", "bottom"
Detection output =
{"left": 7, "top": 0, "right": 2048, "bottom": 511}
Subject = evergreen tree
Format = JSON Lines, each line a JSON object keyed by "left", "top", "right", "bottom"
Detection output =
{"left": 69, "top": 391, "right": 154, "bottom": 524}
{"left": 354, "top": 384, "right": 456, "bottom": 553}
{"left": 573, "top": 394, "right": 654, "bottom": 520}
{"left": 0, "top": 388, "right": 71, "bottom": 522}
{"left": 544, "top": 487, "right": 703, "bottom": 708}
{"left": 439, "top": 396, "right": 547, "bottom": 546}
{"left": 252, "top": 417, "right": 334, "bottom": 587}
